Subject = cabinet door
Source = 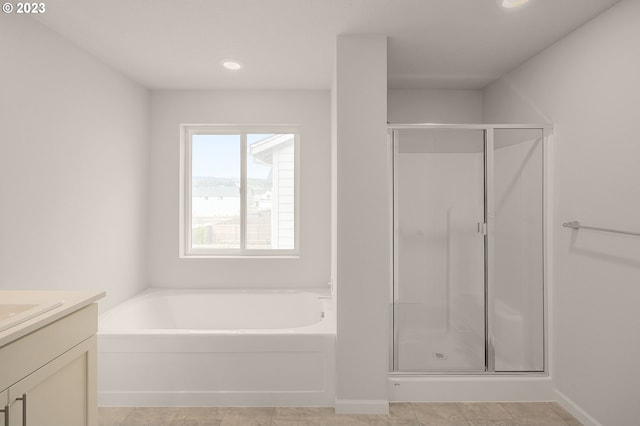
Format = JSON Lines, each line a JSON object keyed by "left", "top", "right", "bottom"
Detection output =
{"left": 9, "top": 336, "right": 96, "bottom": 426}
{"left": 0, "top": 389, "right": 8, "bottom": 426}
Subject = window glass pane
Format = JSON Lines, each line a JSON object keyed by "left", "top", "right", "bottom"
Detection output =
{"left": 246, "top": 134, "right": 295, "bottom": 250}
{"left": 191, "top": 134, "right": 240, "bottom": 249}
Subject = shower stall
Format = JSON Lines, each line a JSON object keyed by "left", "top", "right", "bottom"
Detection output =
{"left": 391, "top": 124, "right": 549, "bottom": 374}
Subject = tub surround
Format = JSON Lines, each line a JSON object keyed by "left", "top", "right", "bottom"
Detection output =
{"left": 100, "top": 288, "right": 331, "bottom": 332}
{"left": 98, "top": 288, "right": 335, "bottom": 407}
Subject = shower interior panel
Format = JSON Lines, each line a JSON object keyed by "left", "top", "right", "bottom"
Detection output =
{"left": 493, "top": 128, "right": 544, "bottom": 372}
{"left": 394, "top": 129, "right": 485, "bottom": 372}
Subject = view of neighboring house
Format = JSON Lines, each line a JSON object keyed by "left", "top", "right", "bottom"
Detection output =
{"left": 192, "top": 180, "right": 240, "bottom": 218}
{"left": 249, "top": 134, "right": 295, "bottom": 250}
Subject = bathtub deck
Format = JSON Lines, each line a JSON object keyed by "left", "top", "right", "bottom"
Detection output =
{"left": 97, "top": 402, "right": 581, "bottom": 425}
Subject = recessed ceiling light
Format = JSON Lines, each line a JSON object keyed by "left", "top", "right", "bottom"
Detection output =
{"left": 502, "top": 0, "right": 529, "bottom": 8}
{"left": 222, "top": 59, "right": 243, "bottom": 71}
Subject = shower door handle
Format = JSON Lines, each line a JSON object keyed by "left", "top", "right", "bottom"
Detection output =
{"left": 477, "top": 222, "right": 487, "bottom": 235}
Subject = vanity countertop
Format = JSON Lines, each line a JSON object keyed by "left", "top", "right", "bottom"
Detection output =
{"left": 0, "top": 290, "right": 105, "bottom": 348}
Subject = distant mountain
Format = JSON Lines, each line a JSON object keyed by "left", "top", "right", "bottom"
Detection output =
{"left": 192, "top": 176, "right": 270, "bottom": 196}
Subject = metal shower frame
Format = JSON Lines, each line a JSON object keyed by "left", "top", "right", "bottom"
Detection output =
{"left": 388, "top": 123, "right": 552, "bottom": 376}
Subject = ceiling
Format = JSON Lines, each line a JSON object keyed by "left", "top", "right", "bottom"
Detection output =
{"left": 34, "top": 0, "right": 620, "bottom": 90}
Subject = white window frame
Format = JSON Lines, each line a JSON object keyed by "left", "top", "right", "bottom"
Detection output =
{"left": 180, "top": 124, "right": 300, "bottom": 258}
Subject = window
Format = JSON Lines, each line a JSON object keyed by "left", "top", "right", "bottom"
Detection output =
{"left": 180, "top": 125, "right": 299, "bottom": 256}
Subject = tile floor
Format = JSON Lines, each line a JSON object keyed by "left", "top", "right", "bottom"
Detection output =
{"left": 98, "top": 402, "right": 582, "bottom": 426}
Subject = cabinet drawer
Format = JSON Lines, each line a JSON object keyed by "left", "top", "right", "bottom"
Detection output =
{"left": 0, "top": 304, "right": 97, "bottom": 391}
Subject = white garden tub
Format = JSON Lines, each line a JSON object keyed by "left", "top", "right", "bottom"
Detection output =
{"left": 97, "top": 288, "right": 335, "bottom": 407}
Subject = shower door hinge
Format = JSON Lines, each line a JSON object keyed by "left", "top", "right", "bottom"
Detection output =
{"left": 478, "top": 222, "right": 488, "bottom": 235}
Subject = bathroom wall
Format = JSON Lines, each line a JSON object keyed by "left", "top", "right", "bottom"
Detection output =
{"left": 483, "top": 1, "right": 640, "bottom": 424}
{"left": 388, "top": 89, "right": 483, "bottom": 124}
{"left": 0, "top": 16, "right": 150, "bottom": 311}
{"left": 148, "top": 90, "right": 330, "bottom": 288}
{"left": 334, "top": 35, "right": 389, "bottom": 413}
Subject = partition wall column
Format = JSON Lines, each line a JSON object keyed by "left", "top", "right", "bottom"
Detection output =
{"left": 334, "top": 35, "right": 390, "bottom": 413}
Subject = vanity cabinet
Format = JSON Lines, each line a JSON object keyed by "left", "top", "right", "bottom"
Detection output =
{"left": 0, "top": 302, "right": 99, "bottom": 426}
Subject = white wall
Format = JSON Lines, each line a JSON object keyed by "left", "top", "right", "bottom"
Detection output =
{"left": 483, "top": 1, "right": 640, "bottom": 424}
{"left": 0, "top": 16, "right": 150, "bottom": 311}
{"left": 334, "top": 35, "right": 389, "bottom": 414}
{"left": 148, "top": 90, "right": 330, "bottom": 288}
{"left": 388, "top": 89, "right": 483, "bottom": 124}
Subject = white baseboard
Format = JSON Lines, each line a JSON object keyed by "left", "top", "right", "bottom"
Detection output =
{"left": 98, "top": 390, "right": 334, "bottom": 407}
{"left": 388, "top": 375, "right": 555, "bottom": 402}
{"left": 555, "top": 390, "right": 602, "bottom": 426}
{"left": 334, "top": 399, "right": 389, "bottom": 414}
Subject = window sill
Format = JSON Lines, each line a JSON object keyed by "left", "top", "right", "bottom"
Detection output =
{"left": 179, "top": 254, "right": 300, "bottom": 259}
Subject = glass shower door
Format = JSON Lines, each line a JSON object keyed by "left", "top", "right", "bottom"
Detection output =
{"left": 393, "top": 128, "right": 486, "bottom": 372}
{"left": 492, "top": 128, "right": 544, "bottom": 372}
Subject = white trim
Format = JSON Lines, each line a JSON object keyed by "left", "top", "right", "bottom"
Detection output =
{"left": 555, "top": 390, "right": 602, "bottom": 426}
{"left": 543, "top": 129, "right": 554, "bottom": 380}
{"left": 388, "top": 123, "right": 553, "bottom": 131}
{"left": 390, "top": 130, "right": 398, "bottom": 372}
{"left": 179, "top": 124, "right": 188, "bottom": 257}
{"left": 240, "top": 132, "right": 248, "bottom": 250}
{"left": 182, "top": 123, "right": 301, "bottom": 133}
{"left": 388, "top": 375, "right": 555, "bottom": 402}
{"left": 334, "top": 399, "right": 389, "bottom": 414}
{"left": 485, "top": 127, "right": 496, "bottom": 372}
{"left": 99, "top": 390, "right": 334, "bottom": 408}
{"left": 179, "top": 124, "right": 300, "bottom": 258}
